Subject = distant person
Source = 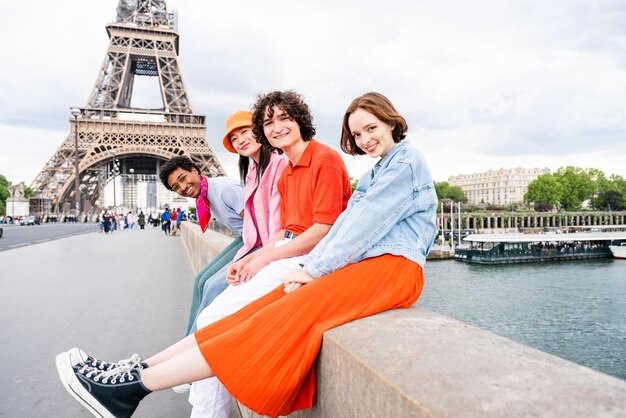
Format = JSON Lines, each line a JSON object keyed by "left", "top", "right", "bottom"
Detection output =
{"left": 101, "top": 210, "right": 112, "bottom": 235}
{"left": 150, "top": 211, "right": 159, "bottom": 228}
{"left": 160, "top": 208, "right": 171, "bottom": 235}
{"left": 97, "top": 211, "right": 104, "bottom": 233}
{"left": 55, "top": 91, "right": 436, "bottom": 418}
{"left": 170, "top": 208, "right": 183, "bottom": 236}
{"left": 138, "top": 211, "right": 146, "bottom": 230}
{"left": 126, "top": 212, "right": 135, "bottom": 230}
{"left": 170, "top": 208, "right": 178, "bottom": 232}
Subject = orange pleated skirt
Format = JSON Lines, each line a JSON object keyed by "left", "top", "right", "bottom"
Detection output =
{"left": 194, "top": 254, "right": 424, "bottom": 417}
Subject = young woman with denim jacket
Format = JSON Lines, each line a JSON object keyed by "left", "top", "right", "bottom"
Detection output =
{"left": 55, "top": 92, "right": 437, "bottom": 418}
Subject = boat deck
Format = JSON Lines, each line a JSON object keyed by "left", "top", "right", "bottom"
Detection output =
{"left": 455, "top": 231, "right": 626, "bottom": 264}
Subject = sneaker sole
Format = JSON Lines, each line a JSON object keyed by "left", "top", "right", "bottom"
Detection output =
{"left": 171, "top": 383, "right": 191, "bottom": 394}
{"left": 55, "top": 352, "right": 115, "bottom": 418}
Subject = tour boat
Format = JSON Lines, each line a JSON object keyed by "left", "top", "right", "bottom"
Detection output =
{"left": 608, "top": 243, "right": 626, "bottom": 259}
{"left": 455, "top": 231, "right": 626, "bottom": 264}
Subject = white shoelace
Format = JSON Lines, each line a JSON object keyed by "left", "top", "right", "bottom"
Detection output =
{"left": 80, "top": 354, "right": 143, "bottom": 384}
{"left": 90, "top": 353, "right": 142, "bottom": 371}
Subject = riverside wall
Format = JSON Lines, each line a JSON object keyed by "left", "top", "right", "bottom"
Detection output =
{"left": 441, "top": 210, "right": 626, "bottom": 233}
{"left": 180, "top": 222, "right": 626, "bottom": 418}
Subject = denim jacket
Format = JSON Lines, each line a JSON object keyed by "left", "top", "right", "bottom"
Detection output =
{"left": 303, "top": 141, "right": 437, "bottom": 279}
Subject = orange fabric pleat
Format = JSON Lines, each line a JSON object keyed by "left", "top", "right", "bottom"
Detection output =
{"left": 194, "top": 254, "right": 424, "bottom": 417}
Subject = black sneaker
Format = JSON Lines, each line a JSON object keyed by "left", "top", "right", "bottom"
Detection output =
{"left": 56, "top": 351, "right": 151, "bottom": 418}
{"left": 67, "top": 347, "right": 148, "bottom": 372}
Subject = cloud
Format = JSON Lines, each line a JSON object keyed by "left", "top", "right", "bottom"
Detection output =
{"left": 1, "top": 0, "right": 626, "bottom": 186}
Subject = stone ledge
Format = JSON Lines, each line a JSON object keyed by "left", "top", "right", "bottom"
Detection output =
{"left": 236, "top": 307, "right": 626, "bottom": 417}
{"left": 179, "top": 226, "right": 626, "bottom": 417}
{"left": 180, "top": 221, "right": 233, "bottom": 275}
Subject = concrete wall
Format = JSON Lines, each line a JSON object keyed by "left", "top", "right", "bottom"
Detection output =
{"left": 181, "top": 222, "right": 234, "bottom": 275}
{"left": 181, "top": 222, "right": 626, "bottom": 418}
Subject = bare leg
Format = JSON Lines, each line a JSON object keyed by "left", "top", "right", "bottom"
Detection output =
{"left": 143, "top": 333, "right": 198, "bottom": 367}
{"left": 140, "top": 345, "right": 213, "bottom": 392}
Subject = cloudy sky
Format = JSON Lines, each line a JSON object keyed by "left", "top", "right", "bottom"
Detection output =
{"left": 1, "top": 0, "right": 625, "bottom": 186}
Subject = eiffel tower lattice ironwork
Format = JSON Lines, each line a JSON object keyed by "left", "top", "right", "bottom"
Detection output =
{"left": 31, "top": 0, "right": 226, "bottom": 214}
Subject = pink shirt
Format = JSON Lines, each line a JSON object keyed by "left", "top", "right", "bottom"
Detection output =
{"left": 235, "top": 151, "right": 287, "bottom": 260}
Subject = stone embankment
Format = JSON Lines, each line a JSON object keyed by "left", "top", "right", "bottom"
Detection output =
{"left": 180, "top": 222, "right": 626, "bottom": 418}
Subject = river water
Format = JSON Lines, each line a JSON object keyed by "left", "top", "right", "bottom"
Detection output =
{"left": 418, "top": 258, "right": 626, "bottom": 381}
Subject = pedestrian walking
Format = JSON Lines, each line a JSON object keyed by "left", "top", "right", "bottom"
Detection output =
{"left": 127, "top": 212, "right": 135, "bottom": 230}
{"left": 161, "top": 209, "right": 171, "bottom": 235}
{"left": 138, "top": 211, "right": 146, "bottom": 230}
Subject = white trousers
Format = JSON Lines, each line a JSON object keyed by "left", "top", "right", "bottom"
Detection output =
{"left": 189, "top": 239, "right": 305, "bottom": 418}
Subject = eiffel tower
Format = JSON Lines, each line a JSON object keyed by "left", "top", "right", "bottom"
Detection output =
{"left": 31, "top": 0, "right": 226, "bottom": 215}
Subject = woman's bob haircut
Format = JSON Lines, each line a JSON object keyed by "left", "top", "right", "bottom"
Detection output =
{"left": 340, "top": 92, "right": 408, "bottom": 156}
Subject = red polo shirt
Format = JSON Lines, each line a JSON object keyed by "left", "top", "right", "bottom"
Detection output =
{"left": 278, "top": 140, "right": 351, "bottom": 235}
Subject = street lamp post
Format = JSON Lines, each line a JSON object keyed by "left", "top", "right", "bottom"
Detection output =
{"left": 10, "top": 185, "right": 15, "bottom": 223}
{"left": 129, "top": 168, "right": 135, "bottom": 212}
{"left": 111, "top": 150, "right": 118, "bottom": 213}
{"left": 70, "top": 107, "right": 82, "bottom": 221}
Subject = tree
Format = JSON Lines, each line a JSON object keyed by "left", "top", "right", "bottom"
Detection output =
{"left": 445, "top": 185, "right": 468, "bottom": 203}
{"left": 595, "top": 188, "right": 625, "bottom": 211}
{"left": 435, "top": 182, "right": 449, "bottom": 200}
{"left": 434, "top": 181, "right": 468, "bottom": 203}
{"left": 0, "top": 175, "right": 9, "bottom": 216}
{"left": 553, "top": 166, "right": 595, "bottom": 210}
{"left": 349, "top": 177, "right": 359, "bottom": 192}
{"left": 24, "top": 187, "right": 35, "bottom": 199}
{"left": 525, "top": 173, "right": 563, "bottom": 208}
{"left": 609, "top": 174, "right": 626, "bottom": 193}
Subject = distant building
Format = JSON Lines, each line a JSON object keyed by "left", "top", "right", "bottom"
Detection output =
{"left": 448, "top": 167, "right": 550, "bottom": 206}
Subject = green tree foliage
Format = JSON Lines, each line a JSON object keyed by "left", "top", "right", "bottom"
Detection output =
{"left": 527, "top": 167, "right": 625, "bottom": 211}
{"left": 349, "top": 177, "right": 359, "bottom": 192}
{"left": 0, "top": 175, "right": 10, "bottom": 216}
{"left": 446, "top": 186, "right": 468, "bottom": 203}
{"left": 24, "top": 187, "right": 35, "bottom": 199}
{"left": 553, "top": 166, "right": 595, "bottom": 210}
{"left": 609, "top": 174, "right": 626, "bottom": 192}
{"left": 434, "top": 182, "right": 468, "bottom": 203}
{"left": 435, "top": 182, "right": 449, "bottom": 200}
{"left": 596, "top": 188, "right": 625, "bottom": 211}
{"left": 524, "top": 173, "right": 563, "bottom": 208}
{"left": 593, "top": 174, "right": 626, "bottom": 210}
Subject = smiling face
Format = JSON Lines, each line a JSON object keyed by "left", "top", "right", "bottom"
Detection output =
{"left": 167, "top": 167, "right": 202, "bottom": 198}
{"left": 229, "top": 126, "right": 262, "bottom": 160}
{"left": 348, "top": 108, "right": 396, "bottom": 158}
{"left": 262, "top": 105, "right": 303, "bottom": 152}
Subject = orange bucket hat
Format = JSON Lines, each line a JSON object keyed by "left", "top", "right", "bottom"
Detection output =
{"left": 222, "top": 111, "right": 253, "bottom": 154}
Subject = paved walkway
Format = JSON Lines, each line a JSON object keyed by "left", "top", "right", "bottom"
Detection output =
{"left": 0, "top": 226, "right": 194, "bottom": 417}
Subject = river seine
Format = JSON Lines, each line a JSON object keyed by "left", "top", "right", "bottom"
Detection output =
{"left": 418, "top": 258, "right": 626, "bottom": 381}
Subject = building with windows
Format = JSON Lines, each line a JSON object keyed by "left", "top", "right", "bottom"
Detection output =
{"left": 448, "top": 167, "right": 550, "bottom": 206}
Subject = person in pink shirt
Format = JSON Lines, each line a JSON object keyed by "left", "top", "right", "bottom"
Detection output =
{"left": 227, "top": 111, "right": 287, "bottom": 264}
{"left": 185, "top": 111, "right": 287, "bottom": 338}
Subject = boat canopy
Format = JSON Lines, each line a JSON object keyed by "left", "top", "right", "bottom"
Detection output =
{"left": 463, "top": 231, "right": 626, "bottom": 243}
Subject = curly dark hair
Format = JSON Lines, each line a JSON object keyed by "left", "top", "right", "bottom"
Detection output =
{"left": 159, "top": 156, "right": 201, "bottom": 190}
{"left": 340, "top": 92, "right": 408, "bottom": 155}
{"left": 251, "top": 90, "right": 316, "bottom": 149}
